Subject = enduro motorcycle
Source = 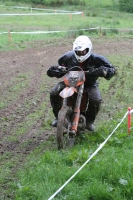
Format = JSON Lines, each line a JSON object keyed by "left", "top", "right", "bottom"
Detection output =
{"left": 57, "top": 66, "right": 89, "bottom": 150}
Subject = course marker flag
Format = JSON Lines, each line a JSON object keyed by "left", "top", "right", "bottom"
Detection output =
{"left": 127, "top": 107, "right": 133, "bottom": 133}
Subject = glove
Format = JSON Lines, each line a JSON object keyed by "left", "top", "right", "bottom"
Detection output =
{"left": 47, "top": 65, "right": 66, "bottom": 78}
{"left": 50, "top": 65, "right": 58, "bottom": 70}
{"left": 58, "top": 66, "right": 66, "bottom": 71}
{"left": 51, "top": 65, "right": 66, "bottom": 72}
{"left": 87, "top": 66, "right": 107, "bottom": 77}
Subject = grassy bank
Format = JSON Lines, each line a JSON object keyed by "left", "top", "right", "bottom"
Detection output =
{"left": 0, "top": 0, "right": 133, "bottom": 52}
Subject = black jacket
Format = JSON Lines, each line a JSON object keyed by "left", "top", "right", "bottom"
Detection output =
{"left": 47, "top": 51, "right": 115, "bottom": 86}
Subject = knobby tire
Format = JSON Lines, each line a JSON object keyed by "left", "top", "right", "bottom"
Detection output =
{"left": 57, "top": 106, "right": 73, "bottom": 150}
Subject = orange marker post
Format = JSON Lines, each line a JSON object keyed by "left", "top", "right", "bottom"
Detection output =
{"left": 69, "top": 14, "right": 72, "bottom": 20}
{"left": 100, "top": 27, "right": 102, "bottom": 37}
{"left": 82, "top": 12, "right": 84, "bottom": 17}
{"left": 8, "top": 30, "right": 12, "bottom": 43}
{"left": 128, "top": 107, "right": 131, "bottom": 134}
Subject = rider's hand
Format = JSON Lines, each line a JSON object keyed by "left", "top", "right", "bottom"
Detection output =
{"left": 58, "top": 66, "right": 66, "bottom": 71}
{"left": 50, "top": 65, "right": 66, "bottom": 72}
{"left": 87, "top": 66, "right": 107, "bottom": 77}
{"left": 50, "top": 65, "right": 58, "bottom": 70}
{"left": 48, "top": 65, "right": 66, "bottom": 78}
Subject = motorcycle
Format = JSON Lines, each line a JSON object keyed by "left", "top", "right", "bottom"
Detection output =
{"left": 57, "top": 66, "right": 89, "bottom": 150}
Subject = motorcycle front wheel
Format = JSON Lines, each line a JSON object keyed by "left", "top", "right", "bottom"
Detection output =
{"left": 57, "top": 106, "right": 74, "bottom": 150}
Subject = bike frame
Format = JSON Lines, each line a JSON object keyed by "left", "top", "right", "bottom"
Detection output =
{"left": 62, "top": 83, "right": 84, "bottom": 132}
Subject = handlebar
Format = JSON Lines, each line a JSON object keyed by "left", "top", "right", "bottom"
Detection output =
{"left": 57, "top": 65, "right": 107, "bottom": 77}
{"left": 58, "top": 65, "right": 88, "bottom": 72}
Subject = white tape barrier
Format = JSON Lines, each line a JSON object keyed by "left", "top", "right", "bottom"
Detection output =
{"left": 0, "top": 27, "right": 100, "bottom": 35}
{"left": 1, "top": 27, "right": 133, "bottom": 35}
{"left": 130, "top": 109, "right": 133, "bottom": 114}
{"left": 0, "top": 5, "right": 80, "bottom": 13}
{"left": 30, "top": 8, "right": 75, "bottom": 13}
{"left": 48, "top": 111, "right": 128, "bottom": 200}
{"left": 102, "top": 27, "right": 133, "bottom": 31}
{"left": 0, "top": 12, "right": 82, "bottom": 16}
{"left": 0, "top": 5, "right": 83, "bottom": 15}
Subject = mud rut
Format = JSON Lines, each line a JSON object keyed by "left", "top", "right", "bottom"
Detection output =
{"left": 0, "top": 38, "right": 132, "bottom": 198}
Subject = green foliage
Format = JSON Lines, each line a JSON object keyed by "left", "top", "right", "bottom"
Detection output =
{"left": 102, "top": 28, "right": 119, "bottom": 36}
{"left": 2, "top": 0, "right": 119, "bottom": 8}
{"left": 15, "top": 131, "right": 133, "bottom": 199}
{"left": 9, "top": 0, "right": 85, "bottom": 6}
{"left": 119, "top": 0, "right": 133, "bottom": 12}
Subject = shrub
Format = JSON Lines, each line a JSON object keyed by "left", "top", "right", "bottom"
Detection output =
{"left": 119, "top": 0, "right": 133, "bottom": 13}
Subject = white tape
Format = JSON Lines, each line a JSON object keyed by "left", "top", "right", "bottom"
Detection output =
{"left": 48, "top": 111, "right": 128, "bottom": 200}
{"left": 130, "top": 109, "right": 133, "bottom": 114}
{"left": 0, "top": 12, "right": 82, "bottom": 16}
{"left": 0, "top": 27, "right": 100, "bottom": 35}
{"left": 0, "top": 5, "right": 83, "bottom": 16}
{"left": 1, "top": 27, "right": 133, "bottom": 35}
{"left": 101, "top": 27, "right": 133, "bottom": 31}
{"left": 0, "top": 5, "right": 81, "bottom": 13}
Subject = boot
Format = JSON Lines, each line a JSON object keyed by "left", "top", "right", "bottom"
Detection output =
{"left": 51, "top": 108, "right": 59, "bottom": 127}
{"left": 86, "top": 120, "right": 95, "bottom": 131}
{"left": 85, "top": 101, "right": 101, "bottom": 131}
{"left": 50, "top": 93, "right": 62, "bottom": 127}
{"left": 51, "top": 118, "right": 58, "bottom": 127}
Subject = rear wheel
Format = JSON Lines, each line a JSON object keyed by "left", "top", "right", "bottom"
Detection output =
{"left": 57, "top": 106, "right": 74, "bottom": 150}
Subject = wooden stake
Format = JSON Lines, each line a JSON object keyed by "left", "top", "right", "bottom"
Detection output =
{"left": 8, "top": 30, "right": 12, "bottom": 43}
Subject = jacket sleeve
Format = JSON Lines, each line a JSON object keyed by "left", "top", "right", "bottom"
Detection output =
{"left": 93, "top": 54, "right": 116, "bottom": 80}
{"left": 104, "top": 66, "right": 115, "bottom": 80}
{"left": 47, "top": 53, "right": 69, "bottom": 78}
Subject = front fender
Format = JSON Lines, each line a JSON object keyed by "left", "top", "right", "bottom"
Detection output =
{"left": 59, "top": 87, "right": 77, "bottom": 98}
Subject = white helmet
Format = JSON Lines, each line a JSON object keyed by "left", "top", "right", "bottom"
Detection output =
{"left": 73, "top": 35, "right": 92, "bottom": 63}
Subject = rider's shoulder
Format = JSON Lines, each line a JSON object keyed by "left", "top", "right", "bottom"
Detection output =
{"left": 64, "top": 51, "right": 75, "bottom": 57}
{"left": 89, "top": 53, "right": 107, "bottom": 61}
{"left": 90, "top": 53, "right": 101, "bottom": 59}
{"left": 59, "top": 51, "right": 74, "bottom": 59}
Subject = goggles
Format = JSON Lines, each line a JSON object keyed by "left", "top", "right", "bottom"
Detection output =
{"left": 75, "top": 49, "right": 88, "bottom": 56}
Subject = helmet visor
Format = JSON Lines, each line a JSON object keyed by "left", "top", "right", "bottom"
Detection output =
{"left": 75, "top": 49, "right": 88, "bottom": 56}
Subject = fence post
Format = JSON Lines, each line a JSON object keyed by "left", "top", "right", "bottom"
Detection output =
{"left": 128, "top": 107, "right": 131, "bottom": 134}
{"left": 100, "top": 27, "right": 102, "bottom": 36}
{"left": 8, "top": 30, "right": 12, "bottom": 43}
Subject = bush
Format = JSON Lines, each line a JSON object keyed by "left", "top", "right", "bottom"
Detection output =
{"left": 10, "top": 0, "right": 85, "bottom": 6}
{"left": 119, "top": 0, "right": 133, "bottom": 12}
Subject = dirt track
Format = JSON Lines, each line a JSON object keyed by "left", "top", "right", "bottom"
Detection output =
{"left": 0, "top": 37, "right": 133, "bottom": 153}
{"left": 0, "top": 37, "right": 133, "bottom": 198}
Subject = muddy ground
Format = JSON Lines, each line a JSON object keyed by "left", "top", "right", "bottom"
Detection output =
{"left": 0, "top": 37, "right": 133, "bottom": 198}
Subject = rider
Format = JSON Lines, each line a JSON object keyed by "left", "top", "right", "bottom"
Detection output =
{"left": 47, "top": 35, "right": 115, "bottom": 131}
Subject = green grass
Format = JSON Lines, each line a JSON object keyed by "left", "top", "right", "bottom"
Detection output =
{"left": 0, "top": 0, "right": 133, "bottom": 52}
{"left": 15, "top": 127, "right": 133, "bottom": 200}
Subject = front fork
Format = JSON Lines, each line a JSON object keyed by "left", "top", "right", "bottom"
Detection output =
{"left": 72, "top": 84, "right": 84, "bottom": 133}
{"left": 62, "top": 84, "right": 84, "bottom": 134}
